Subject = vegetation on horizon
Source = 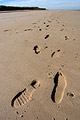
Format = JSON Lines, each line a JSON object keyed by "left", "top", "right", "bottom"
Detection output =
{"left": 0, "top": 5, "right": 46, "bottom": 11}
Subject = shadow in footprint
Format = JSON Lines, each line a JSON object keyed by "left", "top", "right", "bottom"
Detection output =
{"left": 51, "top": 72, "right": 59, "bottom": 102}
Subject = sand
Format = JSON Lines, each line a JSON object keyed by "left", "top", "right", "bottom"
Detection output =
{"left": 0, "top": 10, "right": 80, "bottom": 120}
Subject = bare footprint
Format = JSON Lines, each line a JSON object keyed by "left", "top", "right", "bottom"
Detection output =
{"left": 51, "top": 50, "right": 63, "bottom": 58}
{"left": 51, "top": 72, "right": 67, "bottom": 104}
{"left": 65, "top": 36, "right": 69, "bottom": 40}
{"left": 11, "top": 80, "right": 40, "bottom": 108}
{"left": 33, "top": 45, "right": 41, "bottom": 54}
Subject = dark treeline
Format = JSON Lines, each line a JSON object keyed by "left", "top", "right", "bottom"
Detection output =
{"left": 0, "top": 5, "right": 46, "bottom": 11}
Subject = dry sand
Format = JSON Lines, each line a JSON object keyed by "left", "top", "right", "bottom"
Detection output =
{"left": 0, "top": 10, "right": 80, "bottom": 120}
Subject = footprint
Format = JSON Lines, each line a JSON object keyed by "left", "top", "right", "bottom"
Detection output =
{"left": 39, "top": 29, "right": 42, "bottom": 31}
{"left": 51, "top": 72, "right": 67, "bottom": 104}
{"left": 73, "top": 38, "right": 76, "bottom": 41}
{"left": 67, "top": 92, "right": 75, "bottom": 98}
{"left": 51, "top": 50, "right": 63, "bottom": 58}
{"left": 33, "top": 45, "right": 41, "bottom": 54}
{"left": 32, "top": 23, "right": 37, "bottom": 24}
{"left": 44, "top": 46, "right": 48, "bottom": 49}
{"left": 46, "top": 25, "right": 49, "bottom": 27}
{"left": 4, "top": 29, "right": 10, "bottom": 32}
{"left": 60, "top": 29, "right": 64, "bottom": 31}
{"left": 52, "top": 117, "right": 56, "bottom": 120}
{"left": 24, "top": 29, "right": 32, "bottom": 31}
{"left": 48, "top": 20, "right": 51, "bottom": 22}
{"left": 65, "top": 36, "right": 69, "bottom": 40}
{"left": 65, "top": 118, "right": 68, "bottom": 120}
{"left": 61, "top": 64, "right": 64, "bottom": 68}
{"left": 44, "top": 22, "right": 46, "bottom": 24}
{"left": 45, "top": 34, "right": 49, "bottom": 39}
{"left": 20, "top": 115, "right": 24, "bottom": 118}
{"left": 11, "top": 80, "right": 40, "bottom": 108}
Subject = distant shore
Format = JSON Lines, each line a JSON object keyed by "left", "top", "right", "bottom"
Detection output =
{"left": 0, "top": 5, "right": 46, "bottom": 11}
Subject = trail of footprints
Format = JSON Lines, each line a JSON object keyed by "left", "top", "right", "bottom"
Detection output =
{"left": 11, "top": 15, "right": 76, "bottom": 120}
{"left": 12, "top": 17, "right": 75, "bottom": 106}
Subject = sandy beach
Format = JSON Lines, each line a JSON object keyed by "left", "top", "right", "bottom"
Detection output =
{"left": 0, "top": 10, "right": 80, "bottom": 120}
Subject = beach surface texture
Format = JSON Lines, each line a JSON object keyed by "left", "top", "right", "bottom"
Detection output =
{"left": 0, "top": 10, "right": 80, "bottom": 120}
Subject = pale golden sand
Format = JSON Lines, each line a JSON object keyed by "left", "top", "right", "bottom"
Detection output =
{"left": 0, "top": 10, "right": 80, "bottom": 120}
